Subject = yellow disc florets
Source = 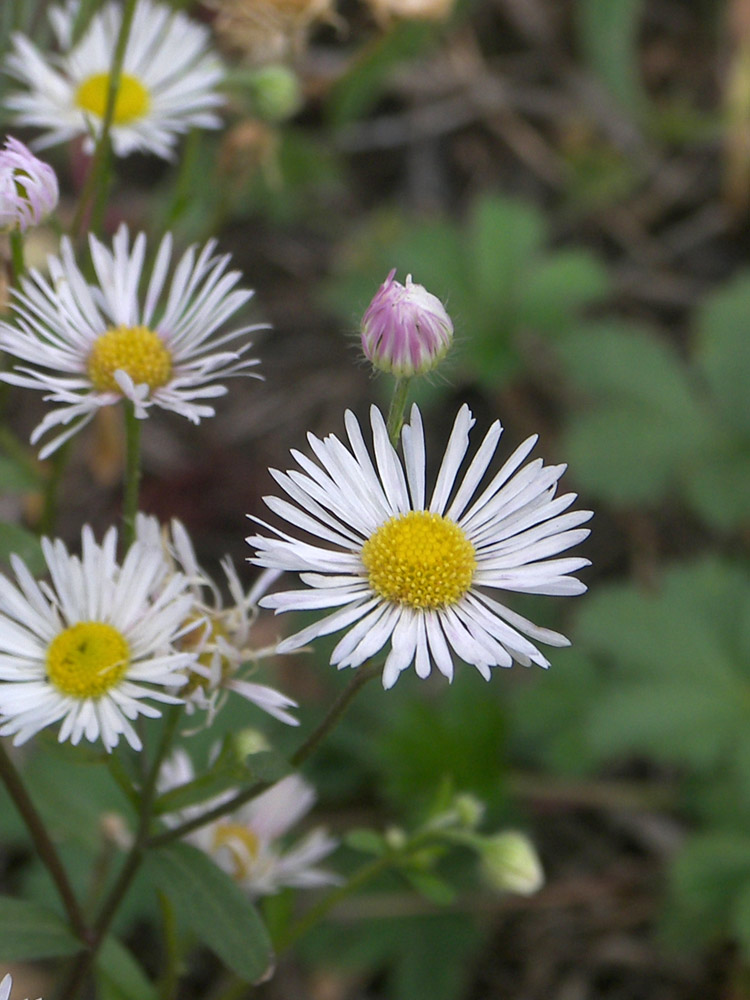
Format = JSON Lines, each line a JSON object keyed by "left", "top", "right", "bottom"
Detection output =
{"left": 75, "top": 72, "right": 150, "bottom": 125}
{"left": 87, "top": 325, "right": 172, "bottom": 394}
{"left": 361, "top": 510, "right": 476, "bottom": 609}
{"left": 212, "top": 821, "right": 260, "bottom": 881}
{"left": 46, "top": 621, "right": 130, "bottom": 699}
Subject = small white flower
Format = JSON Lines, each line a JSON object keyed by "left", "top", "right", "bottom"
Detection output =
{"left": 0, "top": 525, "right": 196, "bottom": 751}
{"left": 160, "top": 749, "right": 339, "bottom": 897}
{"left": 136, "top": 514, "right": 298, "bottom": 727}
{"left": 249, "top": 404, "right": 592, "bottom": 689}
{"left": 0, "top": 136, "right": 59, "bottom": 232}
{"left": 0, "top": 225, "right": 263, "bottom": 459}
{"left": 4, "top": 0, "right": 224, "bottom": 160}
{"left": 0, "top": 974, "right": 41, "bottom": 1000}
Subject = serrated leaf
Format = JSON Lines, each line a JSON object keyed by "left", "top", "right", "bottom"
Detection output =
{"left": 95, "top": 937, "right": 158, "bottom": 1000}
{"left": 0, "top": 897, "right": 81, "bottom": 960}
{"left": 145, "top": 843, "right": 273, "bottom": 982}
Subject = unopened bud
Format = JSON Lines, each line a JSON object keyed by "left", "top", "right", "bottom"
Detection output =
{"left": 0, "top": 136, "right": 58, "bottom": 232}
{"left": 479, "top": 831, "right": 544, "bottom": 896}
{"left": 361, "top": 269, "right": 453, "bottom": 377}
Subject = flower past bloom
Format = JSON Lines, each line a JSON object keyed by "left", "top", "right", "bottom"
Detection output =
{"left": 4, "top": 0, "right": 224, "bottom": 160}
{"left": 0, "top": 225, "right": 263, "bottom": 459}
{"left": 0, "top": 136, "right": 58, "bottom": 232}
{"left": 1, "top": 974, "right": 40, "bottom": 1000}
{"left": 136, "top": 514, "right": 298, "bottom": 726}
{"left": 249, "top": 404, "right": 592, "bottom": 689}
{"left": 160, "top": 749, "right": 340, "bottom": 897}
{"left": 0, "top": 525, "right": 196, "bottom": 751}
{"left": 361, "top": 269, "right": 453, "bottom": 378}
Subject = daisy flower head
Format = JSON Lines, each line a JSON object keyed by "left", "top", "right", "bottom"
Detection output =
{"left": 4, "top": 0, "right": 224, "bottom": 160}
{"left": 0, "top": 525, "right": 197, "bottom": 751}
{"left": 135, "top": 514, "right": 298, "bottom": 726}
{"left": 0, "top": 225, "right": 263, "bottom": 459}
{"left": 160, "top": 749, "right": 340, "bottom": 897}
{"left": 0, "top": 136, "right": 59, "bottom": 232}
{"left": 249, "top": 404, "right": 593, "bottom": 689}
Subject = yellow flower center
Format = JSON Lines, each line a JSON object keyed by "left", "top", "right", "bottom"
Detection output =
{"left": 75, "top": 72, "right": 150, "bottom": 125}
{"left": 46, "top": 621, "right": 130, "bottom": 699}
{"left": 212, "top": 822, "right": 260, "bottom": 881}
{"left": 179, "top": 616, "right": 233, "bottom": 694}
{"left": 361, "top": 510, "right": 476, "bottom": 609}
{"left": 87, "top": 325, "right": 172, "bottom": 394}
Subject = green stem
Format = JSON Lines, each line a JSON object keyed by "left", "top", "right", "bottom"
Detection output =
{"left": 148, "top": 663, "right": 382, "bottom": 850}
{"left": 56, "top": 707, "right": 183, "bottom": 1000}
{"left": 38, "top": 441, "right": 71, "bottom": 538}
{"left": 70, "top": 0, "right": 138, "bottom": 242}
{"left": 386, "top": 377, "right": 411, "bottom": 448}
{"left": 122, "top": 402, "right": 142, "bottom": 550}
{"left": 156, "top": 890, "right": 180, "bottom": 1000}
{"left": 9, "top": 229, "right": 25, "bottom": 283}
{"left": 276, "top": 855, "right": 391, "bottom": 954}
{"left": 0, "top": 741, "right": 89, "bottom": 943}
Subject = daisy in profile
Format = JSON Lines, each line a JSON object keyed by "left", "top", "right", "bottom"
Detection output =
{"left": 0, "top": 136, "right": 59, "bottom": 233}
{"left": 0, "top": 225, "right": 263, "bottom": 459}
{"left": 136, "top": 514, "right": 298, "bottom": 726}
{"left": 160, "top": 749, "right": 340, "bottom": 897}
{"left": 4, "top": 0, "right": 224, "bottom": 160}
{"left": 249, "top": 404, "right": 593, "bottom": 689}
{"left": 0, "top": 525, "right": 196, "bottom": 751}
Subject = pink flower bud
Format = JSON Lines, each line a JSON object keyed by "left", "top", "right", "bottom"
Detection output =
{"left": 0, "top": 136, "right": 59, "bottom": 232}
{"left": 361, "top": 269, "right": 453, "bottom": 377}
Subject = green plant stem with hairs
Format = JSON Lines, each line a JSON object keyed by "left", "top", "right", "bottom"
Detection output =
{"left": 386, "top": 376, "right": 411, "bottom": 447}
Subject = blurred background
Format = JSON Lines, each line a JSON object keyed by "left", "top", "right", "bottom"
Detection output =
{"left": 2, "top": 0, "right": 750, "bottom": 997}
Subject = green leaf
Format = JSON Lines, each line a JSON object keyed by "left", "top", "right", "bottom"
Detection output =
{"left": 145, "top": 843, "right": 273, "bottom": 982}
{"left": 0, "top": 522, "right": 45, "bottom": 574}
{"left": 95, "top": 937, "right": 158, "bottom": 1000}
{"left": 154, "top": 747, "right": 290, "bottom": 816}
{"left": 0, "top": 454, "right": 42, "bottom": 493}
{"left": 0, "top": 897, "right": 81, "bottom": 960}
{"left": 519, "top": 250, "right": 610, "bottom": 336}
{"left": 669, "top": 832, "right": 750, "bottom": 946}
{"left": 576, "top": 0, "right": 647, "bottom": 116}
{"left": 469, "top": 196, "right": 545, "bottom": 307}
{"left": 345, "top": 829, "right": 388, "bottom": 857}
{"left": 694, "top": 271, "right": 750, "bottom": 435}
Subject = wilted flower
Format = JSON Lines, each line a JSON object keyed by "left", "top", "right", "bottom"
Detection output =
{"left": 0, "top": 225, "right": 263, "bottom": 459}
{"left": 208, "top": 0, "right": 336, "bottom": 63}
{"left": 160, "top": 749, "right": 340, "bottom": 897}
{"left": 361, "top": 269, "right": 453, "bottom": 378}
{"left": 136, "top": 514, "right": 298, "bottom": 726}
{"left": 0, "top": 526, "right": 195, "bottom": 751}
{"left": 5, "top": 0, "right": 224, "bottom": 160}
{"left": 0, "top": 136, "right": 58, "bottom": 232}
{"left": 249, "top": 404, "right": 592, "bottom": 689}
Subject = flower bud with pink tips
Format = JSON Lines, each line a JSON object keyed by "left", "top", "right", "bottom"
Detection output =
{"left": 0, "top": 136, "right": 58, "bottom": 232}
{"left": 361, "top": 269, "right": 453, "bottom": 378}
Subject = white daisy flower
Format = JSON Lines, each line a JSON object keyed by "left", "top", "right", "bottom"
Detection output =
{"left": 135, "top": 514, "right": 298, "bottom": 727}
{"left": 0, "top": 525, "right": 196, "bottom": 751}
{"left": 4, "top": 0, "right": 224, "bottom": 160}
{"left": 160, "top": 749, "right": 340, "bottom": 897}
{"left": 248, "top": 404, "right": 593, "bottom": 689}
{"left": 0, "top": 225, "right": 263, "bottom": 459}
{"left": 0, "top": 974, "right": 41, "bottom": 1000}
